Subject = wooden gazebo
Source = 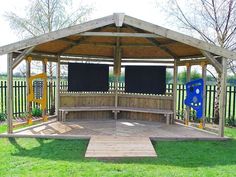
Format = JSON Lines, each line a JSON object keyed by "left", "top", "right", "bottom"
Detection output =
{"left": 0, "top": 13, "right": 235, "bottom": 137}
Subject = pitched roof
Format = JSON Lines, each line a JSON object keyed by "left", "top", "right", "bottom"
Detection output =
{"left": 0, "top": 13, "right": 235, "bottom": 60}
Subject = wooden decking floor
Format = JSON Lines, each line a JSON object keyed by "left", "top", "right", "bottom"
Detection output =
{"left": 85, "top": 135, "right": 157, "bottom": 159}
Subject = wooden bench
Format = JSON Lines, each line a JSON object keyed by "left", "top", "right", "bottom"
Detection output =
{"left": 59, "top": 106, "right": 173, "bottom": 124}
{"left": 58, "top": 106, "right": 115, "bottom": 122}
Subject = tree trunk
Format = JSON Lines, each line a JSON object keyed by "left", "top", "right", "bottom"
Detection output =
{"left": 214, "top": 72, "right": 221, "bottom": 124}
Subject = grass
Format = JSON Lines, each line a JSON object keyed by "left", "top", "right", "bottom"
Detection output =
{"left": 0, "top": 126, "right": 235, "bottom": 176}
{"left": 0, "top": 124, "right": 7, "bottom": 133}
{"left": 0, "top": 123, "right": 37, "bottom": 134}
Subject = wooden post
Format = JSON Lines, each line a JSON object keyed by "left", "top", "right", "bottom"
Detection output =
{"left": 42, "top": 58, "right": 48, "bottom": 121}
{"left": 114, "top": 75, "right": 119, "bottom": 120}
{"left": 219, "top": 58, "right": 227, "bottom": 137}
{"left": 185, "top": 63, "right": 191, "bottom": 125}
{"left": 7, "top": 53, "right": 13, "bottom": 133}
{"left": 201, "top": 62, "right": 207, "bottom": 128}
{"left": 173, "top": 59, "right": 178, "bottom": 122}
{"left": 55, "top": 56, "right": 61, "bottom": 120}
{"left": 114, "top": 28, "right": 121, "bottom": 120}
{"left": 26, "top": 56, "right": 32, "bottom": 124}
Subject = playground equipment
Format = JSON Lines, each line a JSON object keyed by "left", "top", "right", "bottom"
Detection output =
{"left": 184, "top": 79, "right": 204, "bottom": 128}
{"left": 26, "top": 57, "right": 48, "bottom": 124}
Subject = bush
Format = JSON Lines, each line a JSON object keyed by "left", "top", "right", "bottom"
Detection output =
{"left": 32, "top": 108, "right": 42, "bottom": 117}
{"left": 226, "top": 116, "right": 236, "bottom": 127}
{"left": 0, "top": 113, "right": 6, "bottom": 121}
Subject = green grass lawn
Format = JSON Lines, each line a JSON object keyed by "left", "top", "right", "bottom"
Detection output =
{"left": 0, "top": 127, "right": 235, "bottom": 177}
{"left": 0, "top": 123, "right": 36, "bottom": 134}
{"left": 0, "top": 124, "right": 7, "bottom": 133}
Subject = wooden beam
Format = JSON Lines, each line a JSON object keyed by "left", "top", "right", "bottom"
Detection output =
{"left": 201, "top": 62, "right": 207, "bottom": 128}
{"left": 77, "top": 32, "right": 163, "bottom": 38}
{"left": 58, "top": 28, "right": 110, "bottom": 56}
{"left": 60, "top": 62, "right": 174, "bottom": 67}
{"left": 55, "top": 56, "right": 61, "bottom": 119}
{"left": 61, "top": 58, "right": 113, "bottom": 62}
{"left": 219, "top": 58, "right": 227, "bottom": 137}
{"left": 185, "top": 63, "right": 191, "bottom": 125}
{"left": 122, "top": 60, "right": 174, "bottom": 64}
{"left": 42, "top": 58, "right": 47, "bottom": 121}
{"left": 69, "top": 41, "right": 178, "bottom": 48}
{"left": 0, "top": 15, "right": 115, "bottom": 55}
{"left": 114, "top": 13, "right": 125, "bottom": 27}
{"left": 58, "top": 37, "right": 88, "bottom": 55}
{"left": 59, "top": 38, "right": 77, "bottom": 45}
{"left": 26, "top": 57, "right": 32, "bottom": 124}
{"left": 12, "top": 47, "right": 35, "bottom": 69}
{"left": 124, "top": 15, "right": 236, "bottom": 59}
{"left": 173, "top": 59, "right": 178, "bottom": 121}
{"left": 177, "top": 58, "right": 209, "bottom": 66}
{"left": 114, "top": 28, "right": 122, "bottom": 120}
{"left": 7, "top": 53, "right": 13, "bottom": 134}
{"left": 32, "top": 52, "right": 114, "bottom": 60}
{"left": 29, "top": 51, "right": 203, "bottom": 60}
{"left": 147, "top": 38, "right": 179, "bottom": 59}
{"left": 126, "top": 25, "right": 179, "bottom": 59}
{"left": 114, "top": 41, "right": 122, "bottom": 75}
{"left": 200, "top": 50, "right": 222, "bottom": 73}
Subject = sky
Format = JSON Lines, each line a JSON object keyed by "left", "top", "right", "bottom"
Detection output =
{"left": 0, "top": 0, "right": 173, "bottom": 73}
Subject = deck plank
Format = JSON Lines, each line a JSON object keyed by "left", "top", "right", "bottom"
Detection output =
{"left": 85, "top": 136, "right": 157, "bottom": 158}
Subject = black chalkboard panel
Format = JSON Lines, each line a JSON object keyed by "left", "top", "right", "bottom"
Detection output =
{"left": 125, "top": 66, "right": 166, "bottom": 94}
{"left": 68, "top": 63, "right": 109, "bottom": 92}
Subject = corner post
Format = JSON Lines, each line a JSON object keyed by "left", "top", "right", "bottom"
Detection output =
{"left": 55, "top": 56, "right": 61, "bottom": 119}
{"left": 42, "top": 58, "right": 48, "bottom": 121}
{"left": 201, "top": 62, "right": 207, "bottom": 128}
{"left": 173, "top": 59, "right": 178, "bottom": 121}
{"left": 7, "top": 53, "right": 13, "bottom": 134}
{"left": 114, "top": 27, "right": 121, "bottom": 120}
{"left": 219, "top": 58, "right": 227, "bottom": 137}
{"left": 185, "top": 63, "right": 191, "bottom": 125}
{"left": 26, "top": 57, "right": 32, "bottom": 124}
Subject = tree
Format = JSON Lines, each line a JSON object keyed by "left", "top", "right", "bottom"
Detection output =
{"left": 178, "top": 70, "right": 201, "bottom": 84}
{"left": 157, "top": 0, "right": 236, "bottom": 123}
{"left": 5, "top": 0, "right": 92, "bottom": 114}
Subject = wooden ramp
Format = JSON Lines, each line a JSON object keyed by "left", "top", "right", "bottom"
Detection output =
{"left": 85, "top": 136, "right": 157, "bottom": 159}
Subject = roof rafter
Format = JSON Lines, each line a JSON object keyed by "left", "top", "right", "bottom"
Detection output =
{"left": 57, "top": 37, "right": 88, "bottom": 55}
{"left": 0, "top": 14, "right": 115, "bottom": 55}
{"left": 0, "top": 13, "right": 235, "bottom": 60}
{"left": 124, "top": 15, "right": 236, "bottom": 59}
{"left": 127, "top": 26, "right": 179, "bottom": 59}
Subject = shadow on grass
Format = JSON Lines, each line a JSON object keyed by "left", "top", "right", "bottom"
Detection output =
{"left": 8, "top": 138, "right": 89, "bottom": 162}
{"left": 8, "top": 138, "right": 236, "bottom": 168}
{"left": 118, "top": 139, "right": 236, "bottom": 167}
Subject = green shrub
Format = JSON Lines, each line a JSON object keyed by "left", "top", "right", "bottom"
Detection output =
{"left": 0, "top": 113, "right": 6, "bottom": 121}
{"left": 32, "top": 108, "right": 42, "bottom": 117}
{"left": 226, "top": 116, "right": 236, "bottom": 127}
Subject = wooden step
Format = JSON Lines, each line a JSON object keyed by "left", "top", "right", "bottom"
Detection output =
{"left": 85, "top": 135, "right": 157, "bottom": 159}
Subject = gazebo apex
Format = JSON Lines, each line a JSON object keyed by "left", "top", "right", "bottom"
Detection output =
{"left": 0, "top": 13, "right": 234, "bottom": 138}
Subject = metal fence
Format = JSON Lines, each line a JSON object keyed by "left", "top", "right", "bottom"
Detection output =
{"left": 0, "top": 80, "right": 235, "bottom": 125}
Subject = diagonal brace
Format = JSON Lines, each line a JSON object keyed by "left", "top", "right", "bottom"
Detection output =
{"left": 12, "top": 47, "right": 35, "bottom": 69}
{"left": 200, "top": 50, "right": 222, "bottom": 73}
